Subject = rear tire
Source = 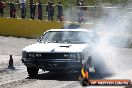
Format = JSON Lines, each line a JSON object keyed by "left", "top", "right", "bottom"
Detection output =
{"left": 79, "top": 78, "right": 89, "bottom": 86}
{"left": 87, "top": 56, "right": 92, "bottom": 66}
{"left": 27, "top": 67, "right": 39, "bottom": 78}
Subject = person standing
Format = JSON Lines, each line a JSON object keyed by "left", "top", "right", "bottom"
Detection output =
{"left": 77, "top": 0, "right": 86, "bottom": 23}
{"left": 46, "top": 1, "right": 50, "bottom": 20}
{"left": 9, "top": 0, "right": 16, "bottom": 18}
{"left": 29, "top": 0, "right": 36, "bottom": 19}
{"left": 37, "top": 0, "right": 42, "bottom": 20}
{"left": 46, "top": 1, "right": 54, "bottom": 21}
{"left": 0, "top": 0, "right": 5, "bottom": 17}
{"left": 19, "top": 0, "right": 26, "bottom": 19}
{"left": 56, "top": 1, "right": 63, "bottom": 22}
{"left": 50, "top": 2, "right": 54, "bottom": 21}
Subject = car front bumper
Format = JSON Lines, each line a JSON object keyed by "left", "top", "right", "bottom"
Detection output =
{"left": 21, "top": 58, "right": 82, "bottom": 71}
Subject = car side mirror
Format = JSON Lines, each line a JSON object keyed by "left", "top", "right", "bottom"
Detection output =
{"left": 37, "top": 37, "right": 42, "bottom": 42}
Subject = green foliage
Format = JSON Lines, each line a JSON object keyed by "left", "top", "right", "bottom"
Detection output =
{"left": 3, "top": 0, "right": 129, "bottom": 6}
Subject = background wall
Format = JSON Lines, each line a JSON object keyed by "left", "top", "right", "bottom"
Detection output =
{"left": 0, "top": 18, "right": 64, "bottom": 38}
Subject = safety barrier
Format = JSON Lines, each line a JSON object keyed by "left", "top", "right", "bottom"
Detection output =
{"left": 0, "top": 18, "right": 64, "bottom": 38}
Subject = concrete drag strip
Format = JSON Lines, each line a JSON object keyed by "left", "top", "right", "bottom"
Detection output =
{"left": 109, "top": 69, "right": 132, "bottom": 81}
{"left": 0, "top": 66, "right": 28, "bottom": 86}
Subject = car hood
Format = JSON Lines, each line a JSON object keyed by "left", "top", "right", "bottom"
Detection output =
{"left": 22, "top": 43, "right": 89, "bottom": 53}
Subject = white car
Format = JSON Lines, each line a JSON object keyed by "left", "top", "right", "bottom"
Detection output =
{"left": 21, "top": 29, "right": 95, "bottom": 77}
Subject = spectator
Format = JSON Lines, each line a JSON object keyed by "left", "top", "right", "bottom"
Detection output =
{"left": 29, "top": 0, "right": 36, "bottom": 19}
{"left": 79, "top": 0, "right": 87, "bottom": 10}
{"left": 9, "top": 0, "right": 16, "bottom": 18}
{"left": 19, "top": 0, "right": 26, "bottom": 19}
{"left": 77, "top": 0, "right": 84, "bottom": 6}
{"left": 56, "top": 1, "right": 63, "bottom": 22}
{"left": 37, "top": 0, "right": 42, "bottom": 20}
{"left": 77, "top": 0, "right": 86, "bottom": 23}
{"left": 76, "top": 0, "right": 80, "bottom": 6}
{"left": 46, "top": 1, "right": 54, "bottom": 21}
{"left": 0, "top": 0, "right": 5, "bottom": 17}
{"left": 50, "top": 2, "right": 54, "bottom": 21}
{"left": 46, "top": 1, "right": 50, "bottom": 18}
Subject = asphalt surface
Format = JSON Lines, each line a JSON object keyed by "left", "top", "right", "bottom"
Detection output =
{"left": 0, "top": 36, "right": 132, "bottom": 88}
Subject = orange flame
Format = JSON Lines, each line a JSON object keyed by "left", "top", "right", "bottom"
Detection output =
{"left": 81, "top": 67, "right": 89, "bottom": 79}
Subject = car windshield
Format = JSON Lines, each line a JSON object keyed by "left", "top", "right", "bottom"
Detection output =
{"left": 39, "top": 31, "right": 92, "bottom": 44}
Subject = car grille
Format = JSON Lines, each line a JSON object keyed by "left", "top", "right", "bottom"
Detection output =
{"left": 27, "top": 53, "right": 73, "bottom": 59}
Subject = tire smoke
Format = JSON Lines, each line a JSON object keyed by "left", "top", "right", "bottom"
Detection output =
{"left": 92, "top": 6, "right": 132, "bottom": 74}
{"left": 63, "top": 6, "right": 132, "bottom": 75}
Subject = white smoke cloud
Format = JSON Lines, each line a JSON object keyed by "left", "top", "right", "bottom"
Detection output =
{"left": 63, "top": 6, "right": 132, "bottom": 75}
{"left": 92, "top": 6, "right": 132, "bottom": 74}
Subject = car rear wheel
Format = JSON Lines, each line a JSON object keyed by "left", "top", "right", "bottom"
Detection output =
{"left": 27, "top": 67, "right": 39, "bottom": 78}
{"left": 87, "top": 56, "right": 92, "bottom": 66}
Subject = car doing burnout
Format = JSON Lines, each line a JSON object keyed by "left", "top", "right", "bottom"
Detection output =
{"left": 21, "top": 29, "right": 96, "bottom": 77}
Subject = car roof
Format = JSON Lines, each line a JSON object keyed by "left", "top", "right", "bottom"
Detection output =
{"left": 47, "top": 29, "right": 93, "bottom": 32}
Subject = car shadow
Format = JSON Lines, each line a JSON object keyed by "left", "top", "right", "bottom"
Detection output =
{"left": 36, "top": 72, "right": 79, "bottom": 81}
{"left": 26, "top": 72, "right": 113, "bottom": 81}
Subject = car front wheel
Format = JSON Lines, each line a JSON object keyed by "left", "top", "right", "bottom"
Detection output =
{"left": 27, "top": 67, "right": 39, "bottom": 78}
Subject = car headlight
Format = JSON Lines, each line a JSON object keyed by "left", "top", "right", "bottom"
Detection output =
{"left": 69, "top": 53, "right": 78, "bottom": 59}
{"left": 64, "top": 53, "right": 78, "bottom": 59}
{"left": 36, "top": 53, "right": 42, "bottom": 57}
{"left": 28, "top": 53, "right": 35, "bottom": 58}
{"left": 22, "top": 51, "right": 27, "bottom": 58}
